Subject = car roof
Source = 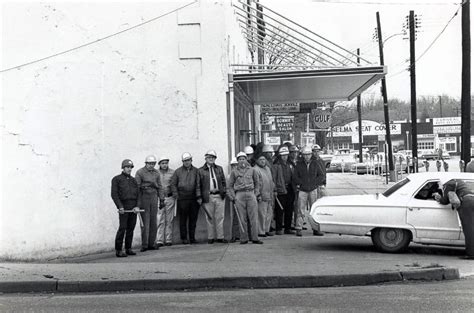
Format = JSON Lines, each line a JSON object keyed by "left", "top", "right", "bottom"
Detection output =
{"left": 406, "top": 172, "right": 474, "bottom": 184}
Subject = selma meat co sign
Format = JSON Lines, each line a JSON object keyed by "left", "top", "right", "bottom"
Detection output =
{"left": 332, "top": 120, "right": 401, "bottom": 137}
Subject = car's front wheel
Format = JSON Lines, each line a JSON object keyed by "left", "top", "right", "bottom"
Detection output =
{"left": 371, "top": 228, "right": 411, "bottom": 253}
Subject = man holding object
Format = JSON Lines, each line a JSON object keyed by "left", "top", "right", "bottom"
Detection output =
{"left": 111, "top": 159, "right": 140, "bottom": 257}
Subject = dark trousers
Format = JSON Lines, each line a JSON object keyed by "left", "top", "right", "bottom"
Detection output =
{"left": 459, "top": 197, "right": 474, "bottom": 257}
{"left": 178, "top": 199, "right": 199, "bottom": 240}
{"left": 115, "top": 212, "right": 137, "bottom": 251}
{"left": 140, "top": 192, "right": 158, "bottom": 248}
{"left": 276, "top": 188, "right": 295, "bottom": 231}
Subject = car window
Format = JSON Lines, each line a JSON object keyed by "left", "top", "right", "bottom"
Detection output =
{"left": 382, "top": 178, "right": 410, "bottom": 197}
{"left": 414, "top": 181, "right": 441, "bottom": 200}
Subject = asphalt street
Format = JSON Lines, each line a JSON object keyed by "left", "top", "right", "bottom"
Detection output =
{"left": 1, "top": 277, "right": 473, "bottom": 312}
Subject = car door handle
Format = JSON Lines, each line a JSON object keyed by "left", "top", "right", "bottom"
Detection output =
{"left": 408, "top": 207, "right": 420, "bottom": 211}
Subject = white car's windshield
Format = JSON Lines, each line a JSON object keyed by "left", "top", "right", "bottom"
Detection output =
{"left": 382, "top": 178, "right": 410, "bottom": 197}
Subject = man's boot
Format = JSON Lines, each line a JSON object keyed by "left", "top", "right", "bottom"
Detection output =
{"left": 116, "top": 250, "right": 127, "bottom": 258}
{"left": 296, "top": 230, "right": 302, "bottom": 237}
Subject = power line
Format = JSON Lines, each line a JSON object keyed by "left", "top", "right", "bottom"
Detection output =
{"left": 0, "top": 1, "right": 197, "bottom": 73}
{"left": 311, "top": 0, "right": 461, "bottom": 5}
{"left": 387, "top": 3, "right": 462, "bottom": 78}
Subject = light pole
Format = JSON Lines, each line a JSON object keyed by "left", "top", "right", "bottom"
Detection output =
{"left": 406, "top": 131, "right": 409, "bottom": 150}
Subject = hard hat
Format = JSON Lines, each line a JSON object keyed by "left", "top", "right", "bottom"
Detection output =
{"left": 205, "top": 150, "right": 217, "bottom": 158}
{"left": 244, "top": 146, "right": 254, "bottom": 155}
{"left": 236, "top": 151, "right": 247, "bottom": 159}
{"left": 262, "top": 145, "right": 274, "bottom": 153}
{"left": 145, "top": 155, "right": 157, "bottom": 163}
{"left": 312, "top": 144, "right": 321, "bottom": 151}
{"left": 182, "top": 152, "right": 192, "bottom": 161}
{"left": 301, "top": 146, "right": 312, "bottom": 155}
{"left": 158, "top": 156, "right": 169, "bottom": 164}
{"left": 279, "top": 146, "right": 289, "bottom": 155}
{"left": 289, "top": 145, "right": 299, "bottom": 152}
{"left": 230, "top": 157, "right": 238, "bottom": 165}
{"left": 121, "top": 159, "right": 134, "bottom": 168}
{"left": 466, "top": 160, "right": 474, "bottom": 173}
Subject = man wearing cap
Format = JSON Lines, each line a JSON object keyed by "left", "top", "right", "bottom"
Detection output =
{"left": 274, "top": 146, "right": 295, "bottom": 235}
{"left": 171, "top": 152, "right": 201, "bottom": 244}
{"left": 198, "top": 150, "right": 227, "bottom": 244}
{"left": 111, "top": 159, "right": 140, "bottom": 257}
{"left": 156, "top": 156, "right": 175, "bottom": 247}
{"left": 228, "top": 152, "right": 263, "bottom": 244}
{"left": 312, "top": 144, "right": 327, "bottom": 201}
{"left": 293, "top": 146, "right": 325, "bottom": 237}
{"left": 228, "top": 157, "right": 241, "bottom": 242}
{"left": 289, "top": 145, "right": 300, "bottom": 167}
{"left": 135, "top": 155, "right": 165, "bottom": 252}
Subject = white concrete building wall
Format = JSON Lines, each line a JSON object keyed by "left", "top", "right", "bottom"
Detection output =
{"left": 1, "top": 1, "right": 249, "bottom": 260}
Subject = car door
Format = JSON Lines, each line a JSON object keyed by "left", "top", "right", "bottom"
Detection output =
{"left": 406, "top": 180, "right": 461, "bottom": 240}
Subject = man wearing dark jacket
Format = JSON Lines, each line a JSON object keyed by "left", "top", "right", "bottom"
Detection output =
{"left": 111, "top": 159, "right": 140, "bottom": 257}
{"left": 293, "top": 146, "right": 324, "bottom": 237}
{"left": 435, "top": 174, "right": 474, "bottom": 259}
{"left": 198, "top": 150, "right": 227, "bottom": 244}
{"left": 171, "top": 152, "right": 201, "bottom": 244}
{"left": 274, "top": 146, "right": 295, "bottom": 235}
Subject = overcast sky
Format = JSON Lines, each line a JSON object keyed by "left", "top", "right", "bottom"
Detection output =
{"left": 261, "top": 0, "right": 470, "bottom": 103}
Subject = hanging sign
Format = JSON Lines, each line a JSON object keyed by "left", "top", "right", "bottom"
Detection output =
{"left": 275, "top": 116, "right": 294, "bottom": 133}
{"left": 311, "top": 108, "right": 332, "bottom": 129}
{"left": 261, "top": 103, "right": 300, "bottom": 113}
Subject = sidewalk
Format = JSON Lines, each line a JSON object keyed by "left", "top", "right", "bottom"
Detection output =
{"left": 0, "top": 173, "right": 468, "bottom": 294}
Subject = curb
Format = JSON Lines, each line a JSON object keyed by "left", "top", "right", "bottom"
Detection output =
{"left": 0, "top": 267, "right": 459, "bottom": 294}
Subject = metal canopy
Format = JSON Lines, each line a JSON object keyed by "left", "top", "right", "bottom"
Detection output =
{"left": 231, "top": 0, "right": 387, "bottom": 105}
{"left": 232, "top": 66, "right": 386, "bottom": 105}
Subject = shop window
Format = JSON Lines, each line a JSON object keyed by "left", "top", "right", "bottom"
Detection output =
{"left": 445, "top": 143, "right": 456, "bottom": 152}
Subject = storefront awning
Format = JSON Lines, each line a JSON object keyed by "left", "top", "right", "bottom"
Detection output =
{"left": 231, "top": 66, "right": 386, "bottom": 105}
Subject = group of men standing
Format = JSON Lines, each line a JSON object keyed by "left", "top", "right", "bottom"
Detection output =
{"left": 111, "top": 143, "right": 327, "bottom": 256}
{"left": 111, "top": 150, "right": 229, "bottom": 257}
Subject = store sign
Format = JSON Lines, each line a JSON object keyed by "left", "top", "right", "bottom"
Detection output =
{"left": 300, "top": 132, "right": 315, "bottom": 146}
{"left": 311, "top": 108, "right": 332, "bottom": 129}
{"left": 332, "top": 120, "right": 401, "bottom": 137}
{"left": 433, "top": 125, "right": 461, "bottom": 134}
{"left": 275, "top": 115, "right": 294, "bottom": 133}
{"left": 261, "top": 103, "right": 300, "bottom": 113}
{"left": 265, "top": 136, "right": 281, "bottom": 145}
{"left": 438, "top": 137, "right": 456, "bottom": 144}
{"left": 432, "top": 117, "right": 461, "bottom": 126}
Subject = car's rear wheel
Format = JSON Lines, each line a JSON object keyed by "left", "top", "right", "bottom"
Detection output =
{"left": 371, "top": 228, "right": 411, "bottom": 253}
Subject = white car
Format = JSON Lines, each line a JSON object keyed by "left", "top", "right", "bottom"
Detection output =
{"left": 309, "top": 172, "right": 474, "bottom": 253}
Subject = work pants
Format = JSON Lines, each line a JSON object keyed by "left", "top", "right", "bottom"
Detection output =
{"left": 295, "top": 189, "right": 318, "bottom": 230}
{"left": 258, "top": 200, "right": 272, "bottom": 234}
{"left": 140, "top": 192, "right": 158, "bottom": 249}
{"left": 204, "top": 195, "right": 225, "bottom": 240}
{"left": 276, "top": 189, "right": 295, "bottom": 231}
{"left": 157, "top": 196, "right": 175, "bottom": 244}
{"left": 178, "top": 199, "right": 199, "bottom": 241}
{"left": 459, "top": 197, "right": 474, "bottom": 257}
{"left": 234, "top": 191, "right": 259, "bottom": 242}
{"left": 115, "top": 208, "right": 137, "bottom": 251}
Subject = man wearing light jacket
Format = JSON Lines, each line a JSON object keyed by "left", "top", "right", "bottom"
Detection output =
{"left": 171, "top": 152, "right": 201, "bottom": 244}
{"left": 227, "top": 152, "right": 263, "bottom": 245}
{"left": 198, "top": 150, "right": 228, "bottom": 244}
{"left": 254, "top": 154, "right": 275, "bottom": 237}
{"left": 156, "top": 156, "right": 175, "bottom": 247}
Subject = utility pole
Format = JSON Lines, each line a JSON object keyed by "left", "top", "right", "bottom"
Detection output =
{"left": 376, "top": 12, "right": 395, "bottom": 181}
{"left": 439, "top": 96, "right": 442, "bottom": 118}
{"left": 357, "top": 48, "right": 363, "bottom": 163}
{"left": 409, "top": 10, "right": 418, "bottom": 172}
{"left": 461, "top": 0, "right": 471, "bottom": 168}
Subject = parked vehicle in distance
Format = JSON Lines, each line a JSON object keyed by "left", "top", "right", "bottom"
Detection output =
{"left": 308, "top": 172, "right": 474, "bottom": 253}
{"left": 328, "top": 154, "right": 356, "bottom": 172}
{"left": 420, "top": 150, "right": 451, "bottom": 160}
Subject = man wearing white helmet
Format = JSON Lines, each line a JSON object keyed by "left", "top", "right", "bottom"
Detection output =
{"left": 244, "top": 145, "right": 256, "bottom": 166}
{"left": 261, "top": 144, "right": 279, "bottom": 236}
{"left": 198, "top": 150, "right": 228, "bottom": 244}
{"left": 228, "top": 152, "right": 263, "bottom": 244}
{"left": 274, "top": 146, "right": 295, "bottom": 235}
{"left": 293, "top": 146, "right": 325, "bottom": 237}
{"left": 156, "top": 156, "right": 175, "bottom": 247}
{"left": 171, "top": 152, "right": 201, "bottom": 244}
{"left": 135, "top": 155, "right": 165, "bottom": 251}
{"left": 254, "top": 154, "right": 275, "bottom": 237}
